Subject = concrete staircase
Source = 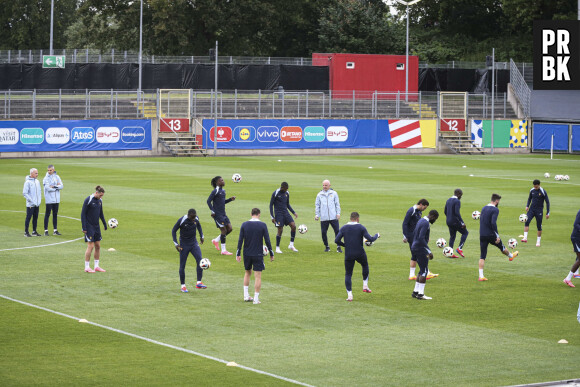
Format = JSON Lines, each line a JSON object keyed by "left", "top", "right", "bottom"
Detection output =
{"left": 158, "top": 133, "right": 207, "bottom": 157}
{"left": 406, "top": 102, "right": 437, "bottom": 118}
{"left": 440, "top": 132, "right": 486, "bottom": 155}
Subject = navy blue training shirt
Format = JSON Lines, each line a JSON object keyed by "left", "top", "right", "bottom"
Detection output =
{"left": 207, "top": 186, "right": 232, "bottom": 215}
{"left": 411, "top": 217, "right": 432, "bottom": 254}
{"left": 444, "top": 196, "right": 464, "bottom": 226}
{"left": 269, "top": 188, "right": 295, "bottom": 218}
{"left": 236, "top": 218, "right": 273, "bottom": 257}
{"left": 480, "top": 204, "right": 500, "bottom": 238}
{"left": 402, "top": 205, "right": 422, "bottom": 241}
{"left": 526, "top": 187, "right": 550, "bottom": 214}
{"left": 81, "top": 194, "right": 106, "bottom": 231}
{"left": 172, "top": 215, "right": 203, "bottom": 246}
{"left": 572, "top": 209, "right": 580, "bottom": 240}
{"left": 335, "top": 222, "right": 378, "bottom": 259}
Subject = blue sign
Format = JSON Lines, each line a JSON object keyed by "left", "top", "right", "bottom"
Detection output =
{"left": 0, "top": 119, "right": 152, "bottom": 152}
{"left": 203, "top": 119, "right": 393, "bottom": 149}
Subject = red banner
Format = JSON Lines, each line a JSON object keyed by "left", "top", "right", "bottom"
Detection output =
{"left": 440, "top": 119, "right": 466, "bottom": 132}
{"left": 160, "top": 118, "right": 190, "bottom": 133}
{"left": 210, "top": 126, "right": 232, "bottom": 142}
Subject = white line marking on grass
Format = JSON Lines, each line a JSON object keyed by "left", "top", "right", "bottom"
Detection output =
{"left": 0, "top": 210, "right": 84, "bottom": 252}
{"left": 0, "top": 294, "right": 315, "bottom": 387}
{"left": 470, "top": 175, "right": 580, "bottom": 186}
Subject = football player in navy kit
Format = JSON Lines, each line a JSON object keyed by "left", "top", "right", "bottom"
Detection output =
{"left": 172, "top": 208, "right": 205, "bottom": 293}
{"left": 335, "top": 212, "right": 379, "bottom": 301}
{"left": 411, "top": 210, "right": 439, "bottom": 300}
{"left": 522, "top": 179, "right": 550, "bottom": 247}
{"left": 269, "top": 182, "right": 298, "bottom": 253}
{"left": 444, "top": 188, "right": 468, "bottom": 258}
{"left": 562, "top": 209, "right": 580, "bottom": 288}
{"left": 81, "top": 186, "right": 107, "bottom": 273}
{"left": 207, "top": 176, "right": 236, "bottom": 255}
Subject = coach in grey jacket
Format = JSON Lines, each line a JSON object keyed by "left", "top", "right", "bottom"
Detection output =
{"left": 23, "top": 168, "right": 42, "bottom": 237}
{"left": 43, "top": 164, "right": 63, "bottom": 236}
{"left": 315, "top": 179, "right": 342, "bottom": 252}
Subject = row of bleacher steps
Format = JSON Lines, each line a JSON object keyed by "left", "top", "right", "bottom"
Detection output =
{"left": 439, "top": 132, "right": 486, "bottom": 155}
{"left": 158, "top": 132, "right": 207, "bottom": 157}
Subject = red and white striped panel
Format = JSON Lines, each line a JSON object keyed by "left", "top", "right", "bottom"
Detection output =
{"left": 388, "top": 120, "right": 422, "bottom": 148}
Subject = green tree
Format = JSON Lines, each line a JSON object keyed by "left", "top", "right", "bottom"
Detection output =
{"left": 318, "top": 0, "right": 403, "bottom": 54}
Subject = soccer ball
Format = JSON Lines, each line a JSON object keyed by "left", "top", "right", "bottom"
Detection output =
{"left": 443, "top": 246, "right": 454, "bottom": 257}
{"left": 108, "top": 218, "right": 118, "bottom": 229}
{"left": 232, "top": 173, "right": 242, "bottom": 183}
{"left": 555, "top": 175, "right": 562, "bottom": 181}
{"left": 436, "top": 238, "right": 447, "bottom": 248}
{"left": 363, "top": 237, "right": 374, "bottom": 247}
{"left": 199, "top": 258, "right": 211, "bottom": 270}
{"left": 563, "top": 175, "right": 570, "bottom": 181}
{"left": 544, "top": 172, "right": 550, "bottom": 178}
{"left": 472, "top": 211, "right": 480, "bottom": 220}
{"left": 263, "top": 245, "right": 269, "bottom": 256}
{"left": 298, "top": 224, "right": 308, "bottom": 234}
{"left": 519, "top": 213, "right": 528, "bottom": 223}
{"left": 508, "top": 238, "right": 518, "bottom": 249}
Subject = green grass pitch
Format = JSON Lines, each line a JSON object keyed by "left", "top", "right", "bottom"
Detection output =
{"left": 1, "top": 154, "right": 579, "bottom": 386}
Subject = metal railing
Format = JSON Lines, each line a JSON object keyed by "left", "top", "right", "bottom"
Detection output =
{"left": 510, "top": 59, "right": 531, "bottom": 118}
{"left": 0, "top": 89, "right": 517, "bottom": 120}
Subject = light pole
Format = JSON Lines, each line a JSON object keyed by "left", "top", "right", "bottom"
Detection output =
{"left": 138, "top": 0, "right": 143, "bottom": 106}
{"left": 213, "top": 41, "right": 218, "bottom": 157}
{"left": 394, "top": 0, "right": 421, "bottom": 101}
{"left": 49, "top": 0, "right": 54, "bottom": 55}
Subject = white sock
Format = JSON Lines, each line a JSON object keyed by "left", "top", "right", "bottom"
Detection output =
{"left": 575, "top": 269, "right": 580, "bottom": 275}
{"left": 221, "top": 243, "right": 226, "bottom": 252}
{"left": 523, "top": 232, "right": 528, "bottom": 239}
{"left": 53, "top": 229, "right": 57, "bottom": 232}
{"left": 215, "top": 236, "right": 220, "bottom": 242}
{"left": 94, "top": 260, "right": 99, "bottom": 268}
{"left": 181, "top": 283, "right": 186, "bottom": 287}
{"left": 413, "top": 282, "right": 420, "bottom": 292}
{"left": 363, "top": 278, "right": 369, "bottom": 288}
{"left": 85, "top": 261, "right": 90, "bottom": 269}
{"left": 244, "top": 286, "right": 249, "bottom": 299}
{"left": 537, "top": 237, "right": 541, "bottom": 244}
{"left": 566, "top": 272, "right": 574, "bottom": 281}
{"left": 409, "top": 267, "right": 416, "bottom": 277}
{"left": 508, "top": 252, "right": 513, "bottom": 258}
{"left": 479, "top": 269, "right": 484, "bottom": 278}
{"left": 254, "top": 292, "right": 259, "bottom": 302}
{"left": 44, "top": 229, "right": 48, "bottom": 232}
{"left": 347, "top": 291, "right": 353, "bottom": 299}
{"left": 418, "top": 282, "right": 425, "bottom": 294}
{"left": 289, "top": 241, "right": 294, "bottom": 247}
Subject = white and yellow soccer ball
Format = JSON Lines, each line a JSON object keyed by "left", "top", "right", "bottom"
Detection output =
{"left": 199, "top": 258, "right": 211, "bottom": 270}
{"left": 108, "top": 218, "right": 118, "bottom": 229}
{"left": 443, "top": 246, "right": 454, "bottom": 257}
{"left": 544, "top": 172, "right": 550, "bottom": 178}
{"left": 298, "top": 224, "right": 308, "bottom": 234}
{"left": 436, "top": 238, "right": 447, "bottom": 248}
{"left": 363, "top": 237, "right": 374, "bottom": 247}
{"left": 519, "top": 213, "right": 528, "bottom": 223}
{"left": 232, "top": 173, "right": 242, "bottom": 183}
{"left": 472, "top": 210, "right": 481, "bottom": 220}
{"left": 508, "top": 238, "right": 518, "bottom": 249}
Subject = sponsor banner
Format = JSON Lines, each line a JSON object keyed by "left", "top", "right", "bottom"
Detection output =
{"left": 203, "top": 119, "right": 394, "bottom": 149}
{"left": 210, "top": 126, "right": 232, "bottom": 142}
{"left": 388, "top": 120, "right": 422, "bottom": 148}
{"left": 0, "top": 119, "right": 151, "bottom": 152}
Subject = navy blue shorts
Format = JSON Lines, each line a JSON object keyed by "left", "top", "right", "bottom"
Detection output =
{"left": 244, "top": 255, "right": 265, "bottom": 271}
{"left": 274, "top": 212, "right": 294, "bottom": 227}
{"left": 214, "top": 214, "right": 231, "bottom": 228}
{"left": 525, "top": 210, "right": 543, "bottom": 231}
{"left": 412, "top": 248, "right": 430, "bottom": 277}
{"left": 479, "top": 235, "right": 505, "bottom": 260}
{"left": 344, "top": 254, "right": 369, "bottom": 275}
{"left": 84, "top": 229, "right": 102, "bottom": 243}
{"left": 572, "top": 238, "right": 580, "bottom": 254}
